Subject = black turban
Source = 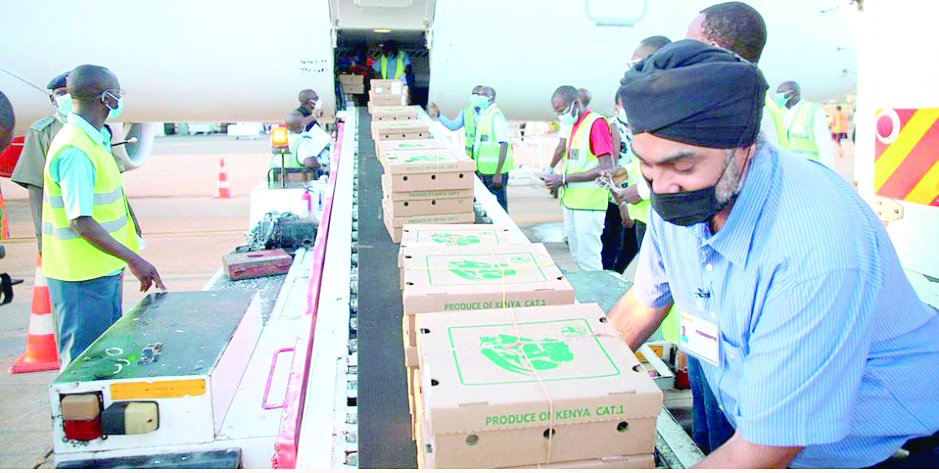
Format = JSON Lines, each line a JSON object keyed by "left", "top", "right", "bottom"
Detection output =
{"left": 47, "top": 71, "right": 69, "bottom": 90}
{"left": 619, "top": 39, "right": 768, "bottom": 149}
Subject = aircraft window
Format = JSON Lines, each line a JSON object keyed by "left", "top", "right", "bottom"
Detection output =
{"left": 584, "top": 0, "right": 648, "bottom": 26}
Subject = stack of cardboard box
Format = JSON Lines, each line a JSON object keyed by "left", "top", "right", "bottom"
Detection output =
{"left": 413, "top": 304, "right": 662, "bottom": 469}
{"left": 393, "top": 227, "right": 663, "bottom": 468}
{"left": 338, "top": 74, "right": 365, "bottom": 95}
{"left": 369, "top": 79, "right": 407, "bottom": 112}
{"left": 380, "top": 146, "right": 477, "bottom": 243}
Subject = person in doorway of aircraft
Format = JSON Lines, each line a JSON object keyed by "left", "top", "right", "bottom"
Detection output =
{"left": 542, "top": 86, "right": 614, "bottom": 272}
{"left": 373, "top": 40, "right": 411, "bottom": 86}
{"left": 42, "top": 65, "right": 165, "bottom": 369}
{"left": 295, "top": 89, "right": 323, "bottom": 132}
{"left": 609, "top": 39, "right": 939, "bottom": 469}
{"left": 11, "top": 72, "right": 71, "bottom": 252}
{"left": 767, "top": 80, "right": 835, "bottom": 169}
{"left": 428, "top": 85, "right": 485, "bottom": 160}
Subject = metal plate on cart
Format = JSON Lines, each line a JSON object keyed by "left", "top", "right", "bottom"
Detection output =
{"left": 54, "top": 290, "right": 257, "bottom": 383}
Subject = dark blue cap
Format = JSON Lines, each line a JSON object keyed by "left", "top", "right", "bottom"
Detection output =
{"left": 47, "top": 71, "right": 69, "bottom": 90}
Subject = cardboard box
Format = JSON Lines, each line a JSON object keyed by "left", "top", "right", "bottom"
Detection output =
{"left": 382, "top": 169, "right": 474, "bottom": 194}
{"left": 397, "top": 224, "right": 515, "bottom": 267}
{"left": 371, "top": 79, "right": 405, "bottom": 95}
{"left": 412, "top": 366, "right": 424, "bottom": 441}
{"left": 380, "top": 147, "right": 474, "bottom": 175}
{"left": 401, "top": 242, "right": 574, "bottom": 319}
{"left": 507, "top": 454, "right": 655, "bottom": 469}
{"left": 382, "top": 199, "right": 476, "bottom": 243}
{"left": 372, "top": 120, "right": 430, "bottom": 141}
{"left": 383, "top": 195, "right": 473, "bottom": 217}
{"left": 383, "top": 181, "right": 475, "bottom": 204}
{"left": 414, "top": 303, "right": 663, "bottom": 468}
{"left": 369, "top": 96, "right": 406, "bottom": 111}
{"left": 371, "top": 105, "right": 420, "bottom": 122}
{"left": 339, "top": 74, "right": 365, "bottom": 95}
{"left": 377, "top": 139, "right": 445, "bottom": 163}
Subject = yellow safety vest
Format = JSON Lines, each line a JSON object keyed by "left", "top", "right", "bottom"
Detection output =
{"left": 785, "top": 101, "right": 822, "bottom": 161}
{"left": 463, "top": 104, "right": 477, "bottom": 158}
{"left": 764, "top": 91, "right": 788, "bottom": 148}
{"left": 560, "top": 112, "right": 610, "bottom": 211}
{"left": 474, "top": 105, "right": 514, "bottom": 175}
{"left": 286, "top": 133, "right": 311, "bottom": 168}
{"left": 380, "top": 54, "right": 405, "bottom": 80}
{"left": 42, "top": 124, "right": 138, "bottom": 281}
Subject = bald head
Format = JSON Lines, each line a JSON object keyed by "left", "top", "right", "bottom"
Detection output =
{"left": 286, "top": 111, "right": 305, "bottom": 134}
{"left": 68, "top": 65, "right": 118, "bottom": 101}
{"left": 633, "top": 35, "right": 672, "bottom": 60}
{"left": 577, "top": 88, "right": 591, "bottom": 108}
{"left": 687, "top": 2, "right": 766, "bottom": 63}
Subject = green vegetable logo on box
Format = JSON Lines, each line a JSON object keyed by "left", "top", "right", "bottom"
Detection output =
{"left": 480, "top": 334, "right": 573, "bottom": 374}
{"left": 431, "top": 232, "right": 482, "bottom": 246}
{"left": 448, "top": 260, "right": 517, "bottom": 281}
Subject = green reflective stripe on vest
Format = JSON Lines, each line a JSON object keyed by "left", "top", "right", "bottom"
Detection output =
{"left": 42, "top": 214, "right": 129, "bottom": 240}
{"left": 786, "top": 101, "right": 821, "bottom": 161}
{"left": 764, "top": 91, "right": 788, "bottom": 148}
{"left": 474, "top": 106, "right": 514, "bottom": 175}
{"left": 41, "top": 124, "right": 137, "bottom": 281}
{"left": 380, "top": 54, "right": 404, "bottom": 80}
{"left": 463, "top": 104, "right": 477, "bottom": 157}
{"left": 560, "top": 112, "right": 609, "bottom": 211}
{"left": 46, "top": 187, "right": 125, "bottom": 209}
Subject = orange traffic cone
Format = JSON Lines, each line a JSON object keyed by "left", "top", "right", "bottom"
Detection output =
{"left": 9, "top": 255, "right": 59, "bottom": 374}
{"left": 214, "top": 157, "right": 232, "bottom": 199}
{"left": 0, "top": 183, "right": 10, "bottom": 240}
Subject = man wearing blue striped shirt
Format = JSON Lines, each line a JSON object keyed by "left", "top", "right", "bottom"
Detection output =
{"left": 609, "top": 40, "right": 939, "bottom": 468}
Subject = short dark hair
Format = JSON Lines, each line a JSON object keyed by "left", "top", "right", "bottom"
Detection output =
{"left": 700, "top": 2, "right": 767, "bottom": 63}
{"left": 552, "top": 85, "right": 579, "bottom": 105}
{"left": 639, "top": 35, "right": 672, "bottom": 51}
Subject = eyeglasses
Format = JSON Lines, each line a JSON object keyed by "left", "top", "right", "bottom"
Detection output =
{"left": 103, "top": 88, "right": 126, "bottom": 99}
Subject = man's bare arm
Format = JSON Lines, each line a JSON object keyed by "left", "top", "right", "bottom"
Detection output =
{"left": 608, "top": 289, "right": 671, "bottom": 351}
{"left": 693, "top": 432, "right": 803, "bottom": 469}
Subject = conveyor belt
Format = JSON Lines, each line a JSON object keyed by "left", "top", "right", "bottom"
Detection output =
{"left": 356, "top": 108, "right": 418, "bottom": 468}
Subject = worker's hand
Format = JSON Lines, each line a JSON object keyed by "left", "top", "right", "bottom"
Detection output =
{"left": 618, "top": 203, "right": 634, "bottom": 228}
{"left": 541, "top": 173, "right": 563, "bottom": 191}
{"left": 128, "top": 256, "right": 166, "bottom": 292}
{"left": 428, "top": 103, "right": 440, "bottom": 119}
{"left": 622, "top": 184, "right": 642, "bottom": 205}
{"left": 491, "top": 173, "right": 504, "bottom": 189}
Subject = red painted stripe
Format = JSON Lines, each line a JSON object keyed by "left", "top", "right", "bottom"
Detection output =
{"left": 875, "top": 109, "right": 917, "bottom": 161}
{"left": 878, "top": 117, "right": 939, "bottom": 199}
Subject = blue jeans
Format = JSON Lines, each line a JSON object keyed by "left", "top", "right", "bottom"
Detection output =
{"left": 478, "top": 172, "right": 508, "bottom": 212}
{"left": 687, "top": 355, "right": 736, "bottom": 454}
{"left": 47, "top": 272, "right": 123, "bottom": 369}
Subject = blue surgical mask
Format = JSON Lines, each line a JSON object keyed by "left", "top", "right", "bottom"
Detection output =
{"left": 55, "top": 94, "right": 72, "bottom": 118}
{"left": 470, "top": 94, "right": 490, "bottom": 109}
{"left": 773, "top": 92, "right": 789, "bottom": 108}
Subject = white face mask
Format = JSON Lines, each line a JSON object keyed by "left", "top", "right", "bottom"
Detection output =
{"left": 616, "top": 107, "right": 628, "bottom": 124}
{"left": 313, "top": 99, "right": 322, "bottom": 110}
{"left": 558, "top": 102, "right": 577, "bottom": 125}
{"left": 55, "top": 94, "right": 72, "bottom": 119}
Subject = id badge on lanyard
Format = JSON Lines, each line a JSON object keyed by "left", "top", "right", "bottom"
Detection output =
{"left": 678, "top": 286, "right": 721, "bottom": 367}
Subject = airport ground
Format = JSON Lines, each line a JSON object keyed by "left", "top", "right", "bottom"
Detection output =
{"left": 0, "top": 127, "right": 855, "bottom": 468}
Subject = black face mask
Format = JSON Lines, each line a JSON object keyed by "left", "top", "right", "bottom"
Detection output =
{"left": 648, "top": 184, "right": 728, "bottom": 226}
